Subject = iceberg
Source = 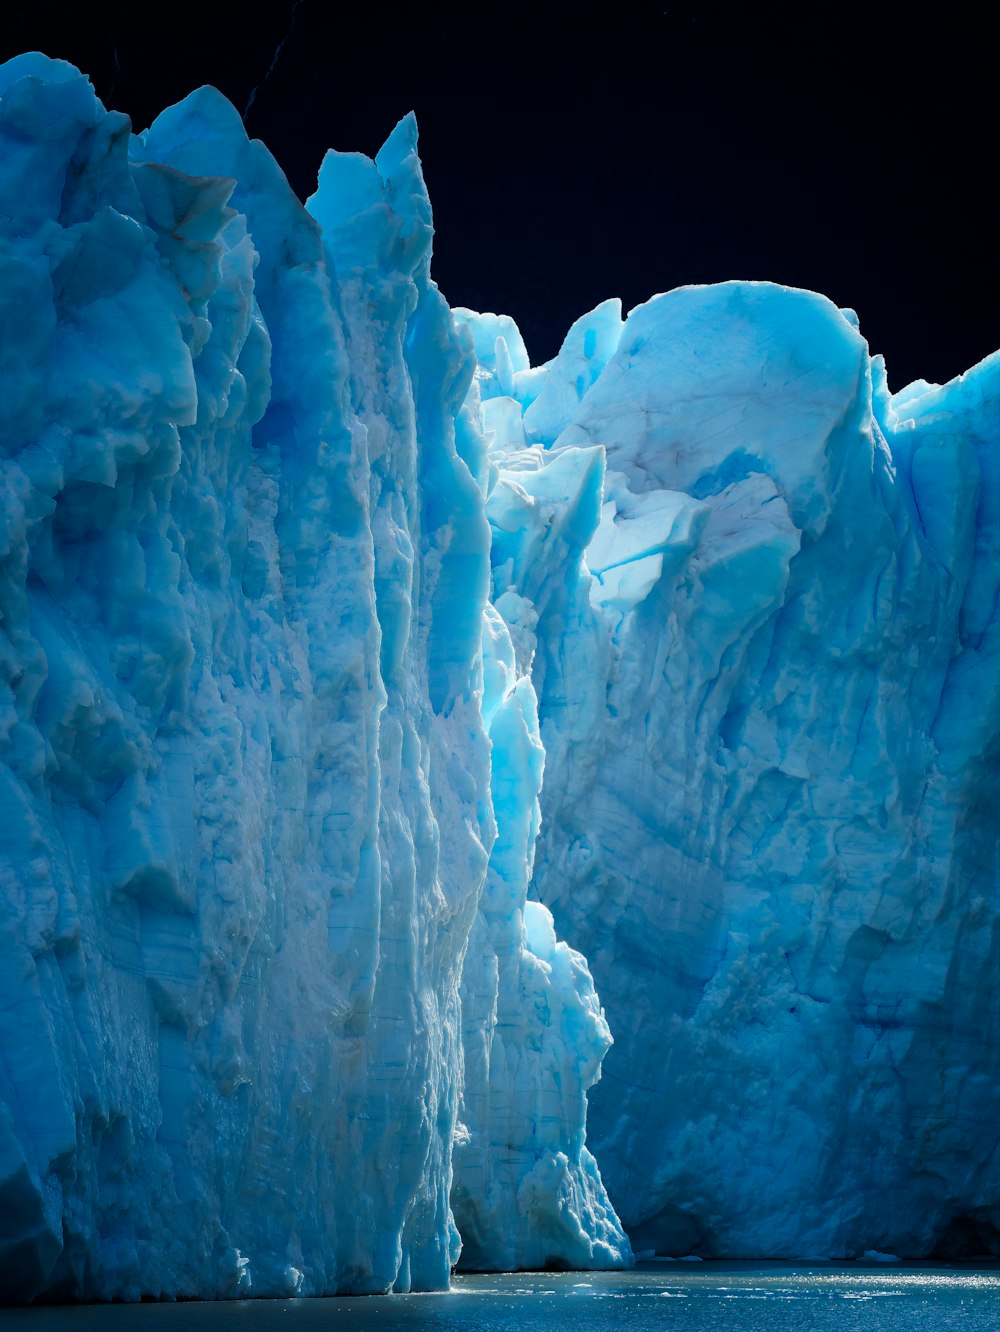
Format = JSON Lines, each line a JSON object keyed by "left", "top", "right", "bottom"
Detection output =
{"left": 466, "top": 283, "right": 999, "bottom": 1259}
{"left": 0, "top": 54, "right": 627, "bottom": 1301}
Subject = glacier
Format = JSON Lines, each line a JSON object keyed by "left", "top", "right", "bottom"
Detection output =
{"left": 0, "top": 54, "right": 627, "bottom": 1301}
{"left": 0, "top": 51, "right": 997, "bottom": 1306}
{"left": 466, "top": 284, "right": 999, "bottom": 1260}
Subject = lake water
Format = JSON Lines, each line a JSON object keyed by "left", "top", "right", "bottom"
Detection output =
{"left": 5, "top": 1262, "right": 998, "bottom": 1330}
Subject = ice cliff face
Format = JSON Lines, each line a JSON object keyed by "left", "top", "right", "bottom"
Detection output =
{"left": 0, "top": 55, "right": 628, "bottom": 1301}
{"left": 1, "top": 51, "right": 996, "bottom": 1305}
{"left": 465, "top": 287, "right": 999, "bottom": 1259}
{"left": 451, "top": 605, "right": 626, "bottom": 1271}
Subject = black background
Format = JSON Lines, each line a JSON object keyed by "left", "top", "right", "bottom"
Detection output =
{"left": 2, "top": 1, "right": 996, "bottom": 388}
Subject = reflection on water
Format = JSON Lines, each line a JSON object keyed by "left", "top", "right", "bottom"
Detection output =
{"left": 5, "top": 1262, "right": 999, "bottom": 1330}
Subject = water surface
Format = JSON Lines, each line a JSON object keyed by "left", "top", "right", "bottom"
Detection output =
{"left": 6, "top": 1262, "right": 998, "bottom": 1330}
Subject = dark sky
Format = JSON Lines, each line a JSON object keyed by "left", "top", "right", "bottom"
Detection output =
{"left": 3, "top": 1, "right": 996, "bottom": 389}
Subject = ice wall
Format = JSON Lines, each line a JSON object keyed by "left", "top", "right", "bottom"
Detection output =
{"left": 464, "top": 286, "right": 999, "bottom": 1259}
{"left": 3, "top": 49, "right": 995, "bottom": 1297}
{"left": 451, "top": 604, "right": 628, "bottom": 1270}
{"left": 0, "top": 55, "right": 627, "bottom": 1301}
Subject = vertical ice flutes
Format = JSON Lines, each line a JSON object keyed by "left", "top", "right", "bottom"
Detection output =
{"left": 0, "top": 55, "right": 628, "bottom": 1300}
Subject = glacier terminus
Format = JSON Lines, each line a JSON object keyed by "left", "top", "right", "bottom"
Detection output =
{"left": 0, "top": 53, "right": 996, "bottom": 1301}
